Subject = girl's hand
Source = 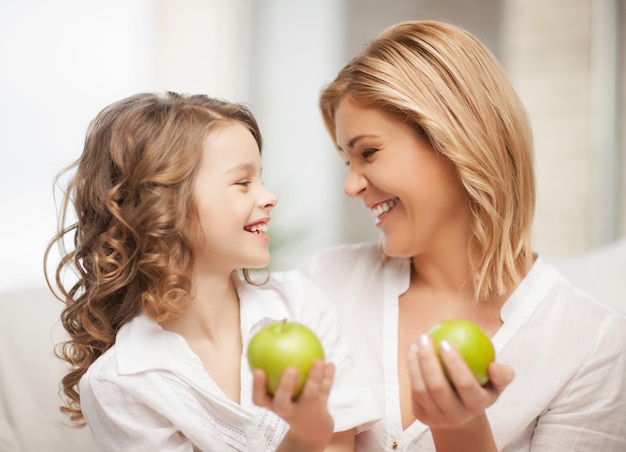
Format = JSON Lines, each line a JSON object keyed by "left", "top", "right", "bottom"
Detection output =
{"left": 252, "top": 360, "right": 335, "bottom": 450}
{"left": 407, "top": 334, "right": 514, "bottom": 428}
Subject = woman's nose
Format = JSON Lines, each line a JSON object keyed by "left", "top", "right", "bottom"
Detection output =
{"left": 344, "top": 166, "right": 367, "bottom": 198}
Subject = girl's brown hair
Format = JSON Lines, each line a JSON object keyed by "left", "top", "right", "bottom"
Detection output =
{"left": 44, "top": 91, "right": 262, "bottom": 424}
{"left": 320, "top": 20, "right": 535, "bottom": 302}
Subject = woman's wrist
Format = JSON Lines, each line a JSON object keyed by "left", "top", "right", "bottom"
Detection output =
{"left": 430, "top": 413, "right": 498, "bottom": 452}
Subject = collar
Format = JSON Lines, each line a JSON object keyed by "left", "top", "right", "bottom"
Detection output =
{"left": 115, "top": 272, "right": 297, "bottom": 375}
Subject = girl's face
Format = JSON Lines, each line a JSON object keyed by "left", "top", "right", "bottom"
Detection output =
{"left": 333, "top": 97, "right": 470, "bottom": 258}
{"left": 191, "top": 121, "right": 277, "bottom": 274}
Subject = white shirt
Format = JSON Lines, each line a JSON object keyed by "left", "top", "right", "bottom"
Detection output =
{"left": 80, "top": 270, "right": 381, "bottom": 451}
{"left": 298, "top": 242, "right": 626, "bottom": 452}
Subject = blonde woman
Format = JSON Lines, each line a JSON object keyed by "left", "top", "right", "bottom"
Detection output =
{"left": 299, "top": 20, "right": 626, "bottom": 451}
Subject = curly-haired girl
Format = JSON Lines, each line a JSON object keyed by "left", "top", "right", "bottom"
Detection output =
{"left": 45, "top": 91, "right": 379, "bottom": 451}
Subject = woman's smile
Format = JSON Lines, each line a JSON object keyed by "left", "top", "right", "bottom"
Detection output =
{"left": 370, "top": 197, "right": 399, "bottom": 225}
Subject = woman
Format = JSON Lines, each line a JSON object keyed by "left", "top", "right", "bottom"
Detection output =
{"left": 299, "top": 20, "right": 626, "bottom": 451}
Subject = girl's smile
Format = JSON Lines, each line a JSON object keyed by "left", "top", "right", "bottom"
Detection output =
{"left": 243, "top": 218, "right": 271, "bottom": 242}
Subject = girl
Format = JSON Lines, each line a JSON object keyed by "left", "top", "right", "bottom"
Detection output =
{"left": 45, "top": 92, "right": 379, "bottom": 451}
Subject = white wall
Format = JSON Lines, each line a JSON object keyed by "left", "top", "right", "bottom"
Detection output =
{"left": 0, "top": 0, "right": 254, "bottom": 292}
{"left": 0, "top": 0, "right": 156, "bottom": 291}
{"left": 247, "top": 0, "right": 346, "bottom": 270}
{"left": 1, "top": 0, "right": 622, "bottom": 293}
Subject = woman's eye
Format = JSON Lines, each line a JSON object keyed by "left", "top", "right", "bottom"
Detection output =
{"left": 362, "top": 148, "right": 378, "bottom": 159}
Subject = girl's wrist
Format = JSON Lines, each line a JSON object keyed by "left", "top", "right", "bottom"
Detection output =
{"left": 277, "top": 429, "right": 330, "bottom": 452}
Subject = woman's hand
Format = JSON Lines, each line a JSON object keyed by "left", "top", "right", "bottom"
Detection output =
{"left": 407, "top": 334, "right": 514, "bottom": 428}
{"left": 253, "top": 360, "right": 335, "bottom": 451}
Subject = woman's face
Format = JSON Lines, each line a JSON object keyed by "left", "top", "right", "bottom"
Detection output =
{"left": 333, "top": 96, "right": 470, "bottom": 258}
{"left": 191, "top": 121, "right": 277, "bottom": 275}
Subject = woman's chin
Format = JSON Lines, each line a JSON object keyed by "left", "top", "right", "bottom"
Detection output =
{"left": 381, "top": 238, "right": 413, "bottom": 259}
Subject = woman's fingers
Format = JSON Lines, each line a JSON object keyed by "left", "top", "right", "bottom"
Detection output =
{"left": 408, "top": 335, "right": 450, "bottom": 422}
{"left": 437, "top": 340, "right": 491, "bottom": 413}
{"left": 408, "top": 335, "right": 513, "bottom": 427}
{"left": 487, "top": 362, "right": 515, "bottom": 393}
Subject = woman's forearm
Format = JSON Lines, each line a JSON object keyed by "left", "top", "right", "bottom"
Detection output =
{"left": 431, "top": 413, "right": 498, "bottom": 452}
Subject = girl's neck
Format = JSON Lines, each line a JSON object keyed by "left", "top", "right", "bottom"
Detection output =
{"left": 162, "top": 271, "right": 241, "bottom": 343}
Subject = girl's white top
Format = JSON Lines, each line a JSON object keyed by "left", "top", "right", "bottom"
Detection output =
{"left": 80, "top": 270, "right": 381, "bottom": 452}
{"left": 298, "top": 241, "right": 626, "bottom": 452}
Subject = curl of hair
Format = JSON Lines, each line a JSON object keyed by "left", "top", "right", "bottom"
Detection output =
{"left": 320, "top": 20, "right": 535, "bottom": 302}
{"left": 44, "top": 92, "right": 263, "bottom": 424}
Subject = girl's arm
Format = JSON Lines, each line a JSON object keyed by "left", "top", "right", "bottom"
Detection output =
{"left": 252, "top": 361, "right": 355, "bottom": 451}
{"left": 407, "top": 334, "right": 514, "bottom": 452}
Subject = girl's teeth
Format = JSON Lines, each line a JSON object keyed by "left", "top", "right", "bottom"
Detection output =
{"left": 247, "top": 223, "right": 268, "bottom": 233}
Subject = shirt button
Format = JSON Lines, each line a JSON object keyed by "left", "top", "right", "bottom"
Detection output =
{"left": 392, "top": 441, "right": 398, "bottom": 449}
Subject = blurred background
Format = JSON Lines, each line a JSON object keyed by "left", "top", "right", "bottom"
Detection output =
{"left": 1, "top": 0, "right": 624, "bottom": 293}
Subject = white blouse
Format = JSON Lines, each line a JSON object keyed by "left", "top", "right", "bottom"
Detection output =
{"left": 80, "top": 270, "right": 381, "bottom": 451}
{"left": 298, "top": 241, "right": 626, "bottom": 452}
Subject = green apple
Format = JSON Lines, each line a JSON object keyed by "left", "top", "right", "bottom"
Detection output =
{"left": 247, "top": 320, "right": 325, "bottom": 397}
{"left": 427, "top": 319, "right": 495, "bottom": 386}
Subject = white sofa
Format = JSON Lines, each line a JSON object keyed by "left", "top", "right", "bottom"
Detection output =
{"left": 0, "top": 237, "right": 624, "bottom": 452}
{"left": 549, "top": 236, "right": 626, "bottom": 314}
{"left": 0, "top": 287, "right": 98, "bottom": 452}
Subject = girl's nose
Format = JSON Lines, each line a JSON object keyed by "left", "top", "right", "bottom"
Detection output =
{"left": 261, "top": 186, "right": 278, "bottom": 210}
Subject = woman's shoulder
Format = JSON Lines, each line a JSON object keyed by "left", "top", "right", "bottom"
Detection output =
{"left": 237, "top": 270, "right": 333, "bottom": 317}
{"left": 297, "top": 241, "right": 388, "bottom": 278}
{"left": 306, "top": 241, "right": 383, "bottom": 261}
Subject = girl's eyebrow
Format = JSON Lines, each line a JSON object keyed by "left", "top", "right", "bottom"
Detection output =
{"left": 226, "top": 162, "right": 255, "bottom": 174}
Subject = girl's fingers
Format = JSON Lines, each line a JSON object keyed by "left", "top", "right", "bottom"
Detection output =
{"left": 298, "top": 361, "right": 334, "bottom": 403}
{"left": 252, "top": 369, "right": 272, "bottom": 408}
{"left": 299, "top": 361, "right": 324, "bottom": 398}
{"left": 319, "top": 362, "right": 335, "bottom": 397}
{"left": 272, "top": 367, "right": 299, "bottom": 412}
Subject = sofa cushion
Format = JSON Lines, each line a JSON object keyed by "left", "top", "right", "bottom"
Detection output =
{"left": 0, "top": 286, "right": 97, "bottom": 452}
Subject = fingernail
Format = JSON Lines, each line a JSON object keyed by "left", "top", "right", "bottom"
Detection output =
{"left": 440, "top": 340, "right": 452, "bottom": 353}
{"left": 409, "top": 343, "right": 418, "bottom": 355}
{"left": 419, "top": 334, "right": 430, "bottom": 347}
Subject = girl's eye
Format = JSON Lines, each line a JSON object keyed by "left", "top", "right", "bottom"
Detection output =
{"left": 236, "top": 180, "right": 251, "bottom": 187}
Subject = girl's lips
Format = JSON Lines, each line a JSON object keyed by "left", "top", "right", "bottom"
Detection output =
{"left": 244, "top": 219, "right": 271, "bottom": 242}
{"left": 370, "top": 197, "right": 398, "bottom": 224}
{"left": 243, "top": 222, "right": 268, "bottom": 234}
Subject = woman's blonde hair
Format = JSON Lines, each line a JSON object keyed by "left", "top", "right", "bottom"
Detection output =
{"left": 44, "top": 91, "right": 262, "bottom": 424}
{"left": 320, "top": 20, "right": 535, "bottom": 302}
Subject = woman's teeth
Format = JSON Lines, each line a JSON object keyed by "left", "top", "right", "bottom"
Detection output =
{"left": 371, "top": 198, "right": 398, "bottom": 219}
